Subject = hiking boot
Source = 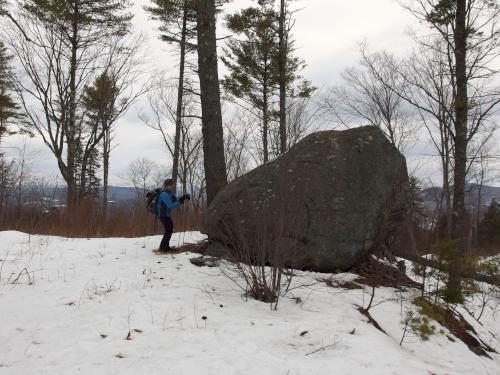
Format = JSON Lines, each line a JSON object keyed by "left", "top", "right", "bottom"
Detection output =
{"left": 153, "top": 247, "right": 176, "bottom": 253}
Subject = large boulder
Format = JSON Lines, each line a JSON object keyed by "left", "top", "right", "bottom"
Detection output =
{"left": 202, "top": 126, "right": 410, "bottom": 272}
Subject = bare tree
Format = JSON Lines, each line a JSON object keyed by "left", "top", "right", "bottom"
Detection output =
{"left": 140, "top": 79, "right": 203, "bottom": 195}
{"left": 362, "top": 38, "right": 500, "bottom": 240}
{"left": 359, "top": 46, "right": 456, "bottom": 236}
{"left": 0, "top": 0, "right": 31, "bottom": 41}
{"left": 284, "top": 89, "right": 325, "bottom": 149}
{"left": 145, "top": 0, "right": 199, "bottom": 185}
{"left": 223, "top": 110, "right": 251, "bottom": 182}
{"left": 0, "top": 139, "right": 37, "bottom": 224}
{"left": 126, "top": 158, "right": 165, "bottom": 201}
{"left": 321, "top": 48, "right": 416, "bottom": 154}
{"left": 402, "top": 45, "right": 455, "bottom": 237}
{"left": 7, "top": 0, "right": 133, "bottom": 208}
{"left": 398, "top": 0, "right": 500, "bottom": 302}
{"left": 468, "top": 141, "right": 500, "bottom": 248}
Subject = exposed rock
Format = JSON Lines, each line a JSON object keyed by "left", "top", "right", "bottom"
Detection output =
{"left": 202, "top": 126, "right": 410, "bottom": 272}
{"left": 189, "top": 255, "right": 219, "bottom": 268}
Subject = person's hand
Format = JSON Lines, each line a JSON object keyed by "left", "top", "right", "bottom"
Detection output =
{"left": 179, "top": 194, "right": 191, "bottom": 204}
{"left": 171, "top": 195, "right": 178, "bottom": 203}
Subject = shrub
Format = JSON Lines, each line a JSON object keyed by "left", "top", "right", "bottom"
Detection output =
{"left": 214, "top": 198, "right": 307, "bottom": 309}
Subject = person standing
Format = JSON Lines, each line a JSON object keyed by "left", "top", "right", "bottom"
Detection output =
{"left": 156, "top": 179, "right": 190, "bottom": 252}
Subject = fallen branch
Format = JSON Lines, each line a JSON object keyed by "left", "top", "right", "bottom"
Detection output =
{"left": 305, "top": 337, "right": 341, "bottom": 356}
{"left": 9, "top": 267, "right": 32, "bottom": 285}
{"left": 357, "top": 306, "right": 387, "bottom": 334}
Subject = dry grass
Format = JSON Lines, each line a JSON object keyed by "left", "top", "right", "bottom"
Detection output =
{"left": 0, "top": 201, "right": 204, "bottom": 238}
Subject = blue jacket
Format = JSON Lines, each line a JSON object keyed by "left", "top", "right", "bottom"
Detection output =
{"left": 156, "top": 190, "right": 181, "bottom": 218}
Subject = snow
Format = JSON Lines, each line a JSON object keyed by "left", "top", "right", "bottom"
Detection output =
{"left": 0, "top": 231, "right": 498, "bottom": 375}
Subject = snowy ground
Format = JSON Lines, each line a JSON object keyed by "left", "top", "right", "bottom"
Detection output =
{"left": 0, "top": 231, "right": 499, "bottom": 375}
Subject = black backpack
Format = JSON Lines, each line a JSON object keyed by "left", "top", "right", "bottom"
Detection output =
{"left": 146, "top": 188, "right": 161, "bottom": 214}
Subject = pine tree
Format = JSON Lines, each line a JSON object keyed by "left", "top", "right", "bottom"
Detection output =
{"left": 222, "top": 5, "right": 279, "bottom": 163}
{"left": 254, "top": 0, "right": 298, "bottom": 155}
{"left": 85, "top": 148, "right": 101, "bottom": 198}
{"left": 222, "top": 2, "right": 313, "bottom": 163}
{"left": 0, "top": 40, "right": 18, "bottom": 146}
{"left": 22, "top": 1, "right": 132, "bottom": 37}
{"left": 478, "top": 201, "right": 500, "bottom": 249}
{"left": 82, "top": 73, "right": 118, "bottom": 209}
{"left": 145, "top": 0, "right": 197, "bottom": 45}
{"left": 0, "top": 156, "right": 14, "bottom": 209}
{"left": 0, "top": 38, "right": 17, "bottom": 211}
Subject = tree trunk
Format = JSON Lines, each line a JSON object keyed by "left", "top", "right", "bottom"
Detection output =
{"left": 447, "top": 0, "right": 469, "bottom": 303}
{"left": 67, "top": 7, "right": 79, "bottom": 209}
{"left": 278, "top": 0, "right": 287, "bottom": 154}
{"left": 452, "top": 0, "right": 468, "bottom": 247}
{"left": 474, "top": 172, "right": 484, "bottom": 248}
{"left": 444, "top": 140, "right": 452, "bottom": 239}
{"left": 263, "top": 86, "right": 269, "bottom": 163}
{"left": 195, "top": 0, "right": 227, "bottom": 205}
{"left": 173, "top": 0, "right": 188, "bottom": 185}
{"left": 102, "top": 124, "right": 110, "bottom": 217}
{"left": 441, "top": 148, "right": 452, "bottom": 240}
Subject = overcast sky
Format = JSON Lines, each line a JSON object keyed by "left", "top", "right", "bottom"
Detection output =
{"left": 4, "top": 0, "right": 471, "bottom": 187}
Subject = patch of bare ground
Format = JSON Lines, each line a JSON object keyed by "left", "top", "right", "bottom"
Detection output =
{"left": 442, "top": 305, "right": 497, "bottom": 358}
{"left": 176, "top": 240, "right": 208, "bottom": 254}
{"left": 351, "top": 257, "right": 421, "bottom": 289}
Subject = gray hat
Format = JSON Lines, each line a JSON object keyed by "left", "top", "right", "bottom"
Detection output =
{"left": 163, "top": 179, "right": 174, "bottom": 186}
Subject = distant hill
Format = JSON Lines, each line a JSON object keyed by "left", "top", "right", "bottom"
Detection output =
{"left": 48, "top": 186, "right": 139, "bottom": 202}
{"left": 106, "top": 186, "right": 138, "bottom": 202}
{"left": 420, "top": 184, "right": 500, "bottom": 213}
{"left": 44, "top": 184, "right": 500, "bottom": 211}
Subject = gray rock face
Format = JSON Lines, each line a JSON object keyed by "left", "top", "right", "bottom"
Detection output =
{"left": 202, "top": 126, "right": 410, "bottom": 272}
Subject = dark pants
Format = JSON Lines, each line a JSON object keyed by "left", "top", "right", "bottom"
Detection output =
{"left": 159, "top": 216, "right": 174, "bottom": 251}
